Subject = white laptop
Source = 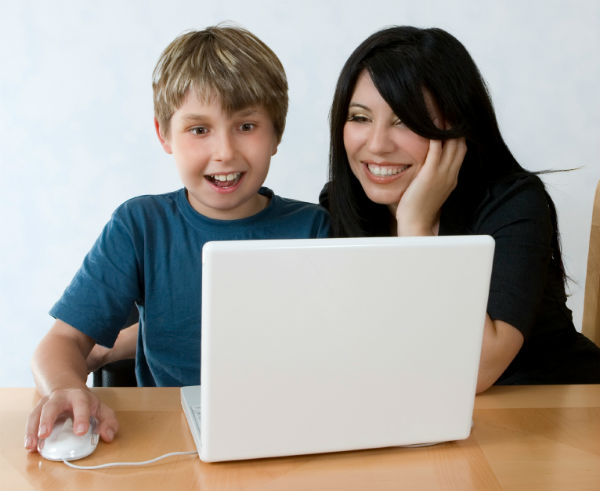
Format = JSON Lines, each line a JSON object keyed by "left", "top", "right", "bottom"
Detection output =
{"left": 181, "top": 235, "right": 494, "bottom": 462}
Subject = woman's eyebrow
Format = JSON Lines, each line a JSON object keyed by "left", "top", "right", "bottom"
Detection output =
{"left": 348, "top": 102, "right": 370, "bottom": 111}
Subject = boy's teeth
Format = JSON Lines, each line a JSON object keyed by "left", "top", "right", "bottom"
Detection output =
{"left": 213, "top": 173, "right": 241, "bottom": 182}
{"left": 367, "top": 164, "right": 408, "bottom": 176}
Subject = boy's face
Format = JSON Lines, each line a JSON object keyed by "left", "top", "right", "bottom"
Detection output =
{"left": 155, "top": 90, "right": 279, "bottom": 220}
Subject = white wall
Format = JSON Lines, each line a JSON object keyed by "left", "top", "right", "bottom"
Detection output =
{"left": 1, "top": 0, "right": 599, "bottom": 387}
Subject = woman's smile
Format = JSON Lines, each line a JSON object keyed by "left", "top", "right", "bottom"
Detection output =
{"left": 363, "top": 161, "right": 412, "bottom": 182}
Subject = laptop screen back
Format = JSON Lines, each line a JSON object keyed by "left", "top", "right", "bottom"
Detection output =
{"left": 198, "top": 236, "right": 494, "bottom": 461}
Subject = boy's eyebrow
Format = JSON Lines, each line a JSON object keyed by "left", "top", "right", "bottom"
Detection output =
{"left": 181, "top": 114, "right": 209, "bottom": 123}
{"left": 180, "top": 108, "right": 261, "bottom": 123}
{"left": 234, "top": 108, "right": 260, "bottom": 117}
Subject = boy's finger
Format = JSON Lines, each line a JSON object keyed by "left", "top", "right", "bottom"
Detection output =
{"left": 37, "top": 397, "right": 68, "bottom": 439}
{"left": 71, "top": 393, "right": 92, "bottom": 435}
{"left": 96, "top": 403, "right": 118, "bottom": 442}
{"left": 24, "top": 401, "right": 44, "bottom": 451}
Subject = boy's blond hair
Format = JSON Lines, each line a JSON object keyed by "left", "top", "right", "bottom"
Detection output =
{"left": 152, "top": 25, "right": 288, "bottom": 141}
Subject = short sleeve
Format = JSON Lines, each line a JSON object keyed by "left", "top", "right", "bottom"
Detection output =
{"left": 314, "top": 207, "right": 331, "bottom": 238}
{"left": 50, "top": 206, "right": 142, "bottom": 347}
{"left": 476, "top": 177, "right": 554, "bottom": 339}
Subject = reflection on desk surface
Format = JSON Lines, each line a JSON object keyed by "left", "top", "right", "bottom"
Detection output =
{"left": 1, "top": 384, "right": 599, "bottom": 491}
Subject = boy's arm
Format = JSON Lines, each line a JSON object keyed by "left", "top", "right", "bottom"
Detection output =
{"left": 86, "top": 323, "right": 139, "bottom": 373}
{"left": 25, "top": 319, "right": 118, "bottom": 452}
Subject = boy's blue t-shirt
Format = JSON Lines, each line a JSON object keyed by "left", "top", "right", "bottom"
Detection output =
{"left": 50, "top": 187, "right": 330, "bottom": 386}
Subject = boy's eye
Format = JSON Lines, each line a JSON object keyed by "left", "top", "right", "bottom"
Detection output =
{"left": 190, "top": 126, "right": 208, "bottom": 135}
{"left": 240, "top": 122, "right": 255, "bottom": 132}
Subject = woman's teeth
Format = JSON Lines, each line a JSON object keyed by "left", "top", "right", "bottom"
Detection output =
{"left": 367, "top": 164, "right": 408, "bottom": 176}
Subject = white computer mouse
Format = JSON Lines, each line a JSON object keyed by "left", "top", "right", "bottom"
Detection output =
{"left": 37, "top": 416, "right": 99, "bottom": 461}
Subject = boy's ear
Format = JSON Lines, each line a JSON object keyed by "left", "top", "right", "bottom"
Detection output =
{"left": 154, "top": 118, "right": 173, "bottom": 154}
{"left": 271, "top": 136, "right": 280, "bottom": 157}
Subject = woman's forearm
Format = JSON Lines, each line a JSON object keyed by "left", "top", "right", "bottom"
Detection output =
{"left": 476, "top": 315, "right": 524, "bottom": 393}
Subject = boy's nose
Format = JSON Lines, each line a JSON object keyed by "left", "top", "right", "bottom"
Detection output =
{"left": 213, "top": 132, "right": 235, "bottom": 162}
{"left": 367, "top": 124, "right": 394, "bottom": 155}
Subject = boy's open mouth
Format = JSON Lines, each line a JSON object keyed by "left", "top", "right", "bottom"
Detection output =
{"left": 205, "top": 172, "right": 243, "bottom": 188}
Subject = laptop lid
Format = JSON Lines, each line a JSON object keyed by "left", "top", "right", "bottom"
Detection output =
{"left": 194, "top": 235, "right": 494, "bottom": 462}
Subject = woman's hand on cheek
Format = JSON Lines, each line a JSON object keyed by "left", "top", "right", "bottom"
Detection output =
{"left": 395, "top": 137, "right": 466, "bottom": 236}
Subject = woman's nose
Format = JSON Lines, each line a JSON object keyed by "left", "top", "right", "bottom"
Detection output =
{"left": 367, "top": 124, "right": 394, "bottom": 155}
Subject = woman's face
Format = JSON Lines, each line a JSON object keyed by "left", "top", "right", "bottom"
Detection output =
{"left": 343, "top": 70, "right": 440, "bottom": 210}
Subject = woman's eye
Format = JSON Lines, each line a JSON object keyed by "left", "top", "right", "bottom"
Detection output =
{"left": 393, "top": 118, "right": 404, "bottom": 127}
{"left": 190, "top": 127, "right": 208, "bottom": 135}
{"left": 240, "top": 122, "right": 255, "bottom": 132}
{"left": 347, "top": 114, "right": 369, "bottom": 123}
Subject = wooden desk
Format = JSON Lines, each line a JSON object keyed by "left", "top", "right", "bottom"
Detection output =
{"left": 1, "top": 385, "right": 599, "bottom": 490}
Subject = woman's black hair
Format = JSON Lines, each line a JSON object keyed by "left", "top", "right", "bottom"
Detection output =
{"left": 326, "top": 25, "right": 567, "bottom": 285}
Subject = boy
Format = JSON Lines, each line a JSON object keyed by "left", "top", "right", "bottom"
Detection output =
{"left": 25, "top": 25, "right": 330, "bottom": 452}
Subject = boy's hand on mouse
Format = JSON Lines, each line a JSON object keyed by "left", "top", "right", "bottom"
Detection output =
{"left": 395, "top": 136, "right": 466, "bottom": 236}
{"left": 24, "top": 387, "right": 118, "bottom": 453}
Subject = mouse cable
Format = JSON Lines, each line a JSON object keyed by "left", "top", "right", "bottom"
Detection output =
{"left": 62, "top": 450, "right": 197, "bottom": 470}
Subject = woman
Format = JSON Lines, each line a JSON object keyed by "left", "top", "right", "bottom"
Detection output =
{"left": 320, "top": 26, "right": 600, "bottom": 391}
